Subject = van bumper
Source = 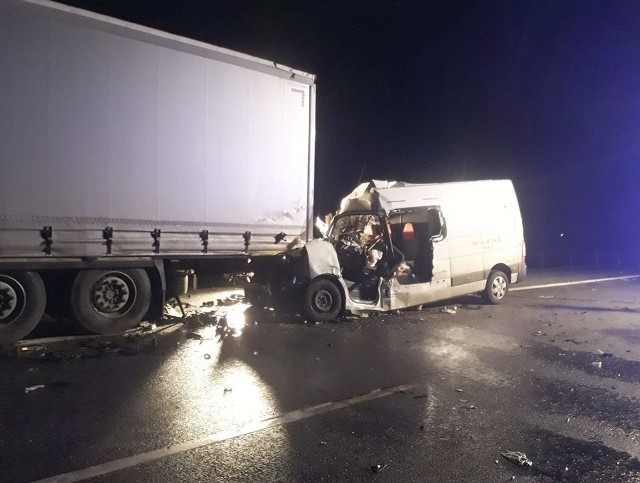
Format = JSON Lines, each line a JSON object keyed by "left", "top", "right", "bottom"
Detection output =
{"left": 516, "top": 263, "right": 527, "bottom": 283}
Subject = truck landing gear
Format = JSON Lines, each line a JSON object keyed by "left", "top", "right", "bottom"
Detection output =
{"left": 0, "top": 272, "right": 46, "bottom": 343}
{"left": 70, "top": 269, "right": 151, "bottom": 334}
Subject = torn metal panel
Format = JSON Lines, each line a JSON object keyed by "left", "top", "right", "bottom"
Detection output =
{"left": 304, "top": 239, "right": 341, "bottom": 279}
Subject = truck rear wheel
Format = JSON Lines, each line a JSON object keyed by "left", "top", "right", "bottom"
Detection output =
{"left": 70, "top": 269, "right": 151, "bottom": 334}
{"left": 303, "top": 278, "right": 343, "bottom": 322}
{"left": 0, "top": 272, "right": 46, "bottom": 343}
{"left": 483, "top": 270, "right": 509, "bottom": 304}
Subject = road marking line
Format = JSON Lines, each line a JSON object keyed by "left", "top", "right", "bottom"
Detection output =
{"left": 511, "top": 274, "right": 640, "bottom": 292}
{"left": 36, "top": 383, "right": 416, "bottom": 483}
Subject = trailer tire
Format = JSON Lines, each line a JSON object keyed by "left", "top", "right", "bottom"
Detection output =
{"left": 71, "top": 269, "right": 151, "bottom": 334}
{"left": 0, "top": 272, "right": 46, "bottom": 343}
{"left": 483, "top": 270, "right": 509, "bottom": 304}
{"left": 303, "top": 278, "right": 342, "bottom": 322}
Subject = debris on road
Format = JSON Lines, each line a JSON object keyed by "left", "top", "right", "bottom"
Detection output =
{"left": 370, "top": 464, "right": 388, "bottom": 473}
{"left": 591, "top": 361, "right": 602, "bottom": 368}
{"left": 597, "top": 350, "right": 614, "bottom": 358}
{"left": 441, "top": 307, "right": 457, "bottom": 314}
{"left": 183, "top": 330, "right": 204, "bottom": 341}
{"left": 139, "top": 321, "right": 157, "bottom": 331}
{"left": 4, "top": 323, "right": 183, "bottom": 360}
{"left": 25, "top": 384, "right": 45, "bottom": 393}
{"left": 538, "top": 295, "right": 554, "bottom": 299}
{"left": 501, "top": 451, "right": 533, "bottom": 467}
{"left": 460, "top": 304, "right": 483, "bottom": 310}
{"left": 532, "top": 331, "right": 544, "bottom": 336}
{"left": 24, "top": 381, "right": 70, "bottom": 394}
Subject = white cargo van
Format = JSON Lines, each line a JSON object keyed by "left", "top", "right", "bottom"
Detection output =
{"left": 272, "top": 179, "right": 527, "bottom": 320}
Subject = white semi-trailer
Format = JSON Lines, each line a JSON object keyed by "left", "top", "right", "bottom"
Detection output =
{"left": 0, "top": 0, "right": 316, "bottom": 342}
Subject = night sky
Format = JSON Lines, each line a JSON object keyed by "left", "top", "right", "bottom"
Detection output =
{"left": 58, "top": 0, "right": 640, "bottom": 261}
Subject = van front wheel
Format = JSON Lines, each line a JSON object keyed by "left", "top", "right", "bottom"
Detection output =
{"left": 303, "top": 279, "right": 342, "bottom": 321}
{"left": 483, "top": 270, "right": 508, "bottom": 304}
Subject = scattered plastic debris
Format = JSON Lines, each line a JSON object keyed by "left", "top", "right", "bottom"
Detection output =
{"left": 319, "top": 441, "right": 328, "bottom": 446}
{"left": 564, "top": 339, "right": 580, "bottom": 344}
{"left": 591, "top": 361, "right": 602, "bottom": 368}
{"left": 538, "top": 295, "right": 554, "bottom": 299}
{"left": 441, "top": 307, "right": 457, "bottom": 315}
{"left": 501, "top": 451, "right": 533, "bottom": 467}
{"left": 370, "top": 464, "right": 387, "bottom": 473}
{"left": 455, "top": 388, "right": 463, "bottom": 393}
{"left": 532, "top": 331, "right": 543, "bottom": 336}
{"left": 24, "top": 381, "right": 70, "bottom": 394}
{"left": 25, "top": 385, "right": 45, "bottom": 394}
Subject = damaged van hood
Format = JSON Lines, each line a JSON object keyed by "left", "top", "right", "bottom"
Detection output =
{"left": 338, "top": 179, "right": 438, "bottom": 214}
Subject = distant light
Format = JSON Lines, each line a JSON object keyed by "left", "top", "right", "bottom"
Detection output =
{"left": 560, "top": 233, "right": 564, "bottom": 238}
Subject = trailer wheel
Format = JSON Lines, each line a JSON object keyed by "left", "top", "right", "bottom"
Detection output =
{"left": 483, "top": 270, "right": 509, "bottom": 304}
{"left": 71, "top": 269, "right": 151, "bottom": 334}
{"left": 0, "top": 272, "right": 46, "bottom": 343}
{"left": 303, "top": 279, "right": 342, "bottom": 322}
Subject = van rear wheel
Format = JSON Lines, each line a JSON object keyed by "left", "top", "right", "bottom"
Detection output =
{"left": 303, "top": 279, "right": 342, "bottom": 321}
{"left": 483, "top": 270, "right": 508, "bottom": 304}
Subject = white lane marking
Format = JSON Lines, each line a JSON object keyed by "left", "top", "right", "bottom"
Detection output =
{"left": 36, "top": 383, "right": 416, "bottom": 483}
{"left": 511, "top": 274, "right": 640, "bottom": 292}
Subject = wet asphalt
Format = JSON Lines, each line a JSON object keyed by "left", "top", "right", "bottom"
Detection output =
{"left": 1, "top": 268, "right": 640, "bottom": 482}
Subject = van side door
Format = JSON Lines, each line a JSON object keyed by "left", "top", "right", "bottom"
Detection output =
{"left": 387, "top": 207, "right": 452, "bottom": 309}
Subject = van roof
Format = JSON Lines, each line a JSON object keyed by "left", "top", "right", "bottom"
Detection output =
{"left": 339, "top": 179, "right": 515, "bottom": 214}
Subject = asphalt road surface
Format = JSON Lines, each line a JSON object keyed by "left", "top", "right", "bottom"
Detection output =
{"left": 2, "top": 268, "right": 640, "bottom": 482}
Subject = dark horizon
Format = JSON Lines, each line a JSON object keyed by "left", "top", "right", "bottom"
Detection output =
{"left": 57, "top": 0, "right": 640, "bottom": 261}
